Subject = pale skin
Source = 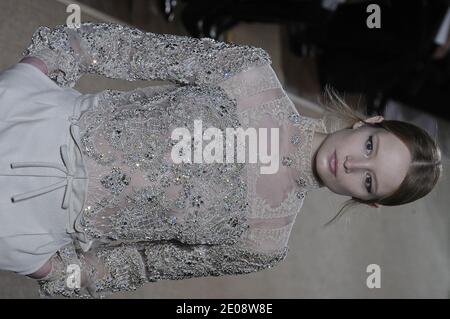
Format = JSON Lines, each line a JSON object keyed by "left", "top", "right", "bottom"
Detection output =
{"left": 310, "top": 116, "right": 412, "bottom": 202}
{"left": 17, "top": 57, "right": 412, "bottom": 282}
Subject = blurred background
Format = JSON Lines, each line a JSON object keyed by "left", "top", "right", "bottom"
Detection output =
{"left": 0, "top": 0, "right": 449, "bottom": 298}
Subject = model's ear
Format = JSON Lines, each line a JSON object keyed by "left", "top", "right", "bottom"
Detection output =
{"left": 352, "top": 120, "right": 364, "bottom": 129}
{"left": 352, "top": 116, "right": 384, "bottom": 129}
{"left": 365, "top": 115, "right": 384, "bottom": 124}
{"left": 368, "top": 202, "right": 380, "bottom": 208}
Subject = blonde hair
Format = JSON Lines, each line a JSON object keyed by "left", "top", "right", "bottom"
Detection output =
{"left": 318, "top": 86, "right": 443, "bottom": 227}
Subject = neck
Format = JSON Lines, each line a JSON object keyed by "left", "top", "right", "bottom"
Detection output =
{"left": 310, "top": 131, "right": 328, "bottom": 187}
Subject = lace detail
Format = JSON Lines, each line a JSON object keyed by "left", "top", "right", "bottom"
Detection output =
{"left": 37, "top": 239, "right": 287, "bottom": 298}
{"left": 218, "top": 64, "right": 282, "bottom": 101}
{"left": 140, "top": 240, "right": 287, "bottom": 282}
{"left": 216, "top": 64, "right": 325, "bottom": 254}
{"left": 77, "top": 82, "right": 324, "bottom": 253}
{"left": 38, "top": 243, "right": 97, "bottom": 298}
{"left": 23, "top": 22, "right": 271, "bottom": 88}
{"left": 242, "top": 95, "right": 323, "bottom": 198}
{"left": 22, "top": 22, "right": 326, "bottom": 297}
{"left": 77, "top": 86, "right": 251, "bottom": 247}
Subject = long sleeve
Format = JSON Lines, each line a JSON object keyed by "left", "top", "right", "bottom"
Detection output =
{"left": 37, "top": 240, "right": 288, "bottom": 298}
{"left": 22, "top": 22, "right": 271, "bottom": 88}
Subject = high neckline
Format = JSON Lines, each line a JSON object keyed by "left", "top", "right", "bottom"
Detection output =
{"left": 281, "top": 111, "right": 328, "bottom": 192}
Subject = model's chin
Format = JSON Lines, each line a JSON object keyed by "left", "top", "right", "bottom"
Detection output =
{"left": 315, "top": 154, "right": 330, "bottom": 188}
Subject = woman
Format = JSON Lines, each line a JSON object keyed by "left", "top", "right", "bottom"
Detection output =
{"left": 0, "top": 22, "right": 442, "bottom": 298}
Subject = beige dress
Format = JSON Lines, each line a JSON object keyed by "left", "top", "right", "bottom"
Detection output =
{"left": 20, "top": 22, "right": 328, "bottom": 298}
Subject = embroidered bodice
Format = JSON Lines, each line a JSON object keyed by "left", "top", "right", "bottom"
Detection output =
{"left": 22, "top": 22, "right": 327, "bottom": 298}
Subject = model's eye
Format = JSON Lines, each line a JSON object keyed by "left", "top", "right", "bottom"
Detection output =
{"left": 366, "top": 135, "right": 373, "bottom": 154}
{"left": 365, "top": 173, "right": 373, "bottom": 194}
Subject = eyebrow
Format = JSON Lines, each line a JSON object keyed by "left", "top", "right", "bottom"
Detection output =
{"left": 372, "top": 133, "right": 380, "bottom": 198}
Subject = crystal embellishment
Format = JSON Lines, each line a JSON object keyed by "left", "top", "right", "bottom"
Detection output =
{"left": 290, "top": 135, "right": 301, "bottom": 145}
{"left": 281, "top": 156, "right": 293, "bottom": 167}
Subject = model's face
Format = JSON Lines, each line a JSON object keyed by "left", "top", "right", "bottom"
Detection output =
{"left": 315, "top": 123, "right": 412, "bottom": 201}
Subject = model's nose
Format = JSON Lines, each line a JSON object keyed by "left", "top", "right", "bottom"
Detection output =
{"left": 343, "top": 156, "right": 370, "bottom": 173}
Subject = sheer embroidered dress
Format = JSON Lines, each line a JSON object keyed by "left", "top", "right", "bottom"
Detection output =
{"left": 23, "top": 22, "right": 327, "bottom": 297}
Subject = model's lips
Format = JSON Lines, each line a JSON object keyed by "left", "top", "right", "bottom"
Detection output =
{"left": 329, "top": 150, "right": 337, "bottom": 176}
